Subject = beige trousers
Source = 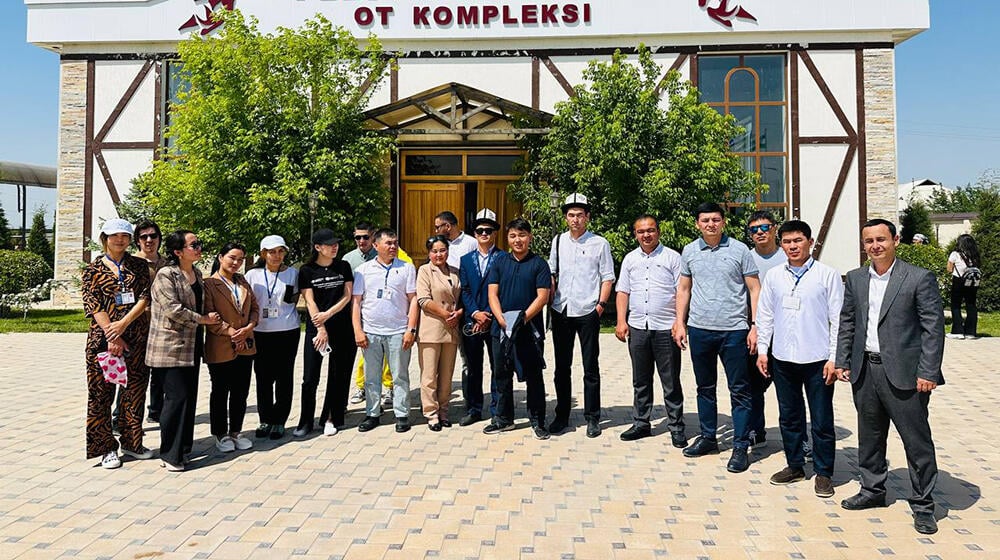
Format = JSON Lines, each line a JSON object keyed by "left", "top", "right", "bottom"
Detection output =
{"left": 418, "top": 342, "right": 458, "bottom": 422}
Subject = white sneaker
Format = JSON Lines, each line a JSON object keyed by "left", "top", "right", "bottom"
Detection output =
{"left": 324, "top": 422, "right": 338, "bottom": 436}
{"left": 966, "top": 335, "right": 981, "bottom": 340}
{"left": 349, "top": 388, "right": 365, "bottom": 404}
{"left": 946, "top": 333, "right": 966, "bottom": 340}
{"left": 381, "top": 387, "right": 393, "bottom": 408}
{"left": 101, "top": 450, "right": 122, "bottom": 469}
{"left": 215, "top": 436, "right": 236, "bottom": 453}
{"left": 232, "top": 434, "right": 253, "bottom": 450}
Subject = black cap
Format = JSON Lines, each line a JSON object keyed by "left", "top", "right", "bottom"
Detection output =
{"left": 312, "top": 228, "right": 341, "bottom": 245}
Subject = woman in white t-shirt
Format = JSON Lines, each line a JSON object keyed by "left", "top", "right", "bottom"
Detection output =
{"left": 946, "top": 234, "right": 981, "bottom": 340}
{"left": 245, "top": 235, "right": 301, "bottom": 439}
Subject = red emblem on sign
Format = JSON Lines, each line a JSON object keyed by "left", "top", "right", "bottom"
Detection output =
{"left": 698, "top": 0, "right": 757, "bottom": 28}
{"left": 179, "top": 0, "right": 236, "bottom": 36}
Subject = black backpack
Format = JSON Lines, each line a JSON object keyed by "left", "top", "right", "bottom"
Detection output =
{"left": 962, "top": 266, "right": 982, "bottom": 287}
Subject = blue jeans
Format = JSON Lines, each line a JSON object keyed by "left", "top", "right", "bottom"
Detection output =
{"left": 362, "top": 333, "right": 411, "bottom": 418}
{"left": 771, "top": 359, "right": 836, "bottom": 477}
{"left": 687, "top": 326, "right": 752, "bottom": 448}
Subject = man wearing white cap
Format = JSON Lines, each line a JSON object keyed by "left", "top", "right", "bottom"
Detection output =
{"left": 549, "top": 193, "right": 616, "bottom": 438}
{"left": 458, "top": 208, "right": 503, "bottom": 426}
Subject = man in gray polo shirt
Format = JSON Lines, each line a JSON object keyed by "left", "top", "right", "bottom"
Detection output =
{"left": 673, "top": 202, "right": 761, "bottom": 473}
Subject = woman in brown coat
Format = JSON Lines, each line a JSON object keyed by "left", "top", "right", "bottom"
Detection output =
{"left": 204, "top": 242, "right": 259, "bottom": 453}
{"left": 146, "top": 230, "right": 221, "bottom": 471}
{"left": 417, "top": 235, "right": 463, "bottom": 430}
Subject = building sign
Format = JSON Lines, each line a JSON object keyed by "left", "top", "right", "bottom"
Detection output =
{"left": 27, "top": 0, "right": 929, "bottom": 46}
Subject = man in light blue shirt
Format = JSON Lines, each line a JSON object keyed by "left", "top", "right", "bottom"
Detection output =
{"left": 673, "top": 202, "right": 760, "bottom": 473}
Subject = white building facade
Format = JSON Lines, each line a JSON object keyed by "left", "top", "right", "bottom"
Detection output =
{"left": 26, "top": 0, "right": 929, "bottom": 303}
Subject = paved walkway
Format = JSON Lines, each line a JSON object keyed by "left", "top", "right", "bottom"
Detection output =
{"left": 0, "top": 333, "right": 995, "bottom": 559}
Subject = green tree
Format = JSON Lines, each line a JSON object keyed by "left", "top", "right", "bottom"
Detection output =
{"left": 972, "top": 188, "right": 1000, "bottom": 312}
{"left": 26, "top": 207, "right": 53, "bottom": 268}
{"left": 129, "top": 11, "right": 394, "bottom": 258}
{"left": 510, "top": 47, "right": 758, "bottom": 257}
{"left": 899, "top": 201, "right": 936, "bottom": 246}
{"left": 0, "top": 206, "right": 12, "bottom": 250}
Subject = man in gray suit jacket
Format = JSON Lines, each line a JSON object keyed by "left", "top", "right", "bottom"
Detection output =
{"left": 835, "top": 218, "right": 945, "bottom": 535}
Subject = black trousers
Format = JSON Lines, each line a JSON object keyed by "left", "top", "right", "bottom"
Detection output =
{"left": 852, "top": 358, "right": 938, "bottom": 514}
{"left": 461, "top": 331, "right": 499, "bottom": 417}
{"left": 148, "top": 367, "right": 165, "bottom": 420}
{"left": 950, "top": 277, "right": 978, "bottom": 336}
{"left": 551, "top": 309, "right": 601, "bottom": 422}
{"left": 492, "top": 331, "right": 546, "bottom": 426}
{"left": 207, "top": 355, "right": 253, "bottom": 437}
{"left": 627, "top": 328, "right": 684, "bottom": 432}
{"left": 158, "top": 365, "right": 199, "bottom": 466}
{"left": 747, "top": 350, "right": 773, "bottom": 437}
{"left": 253, "top": 329, "right": 300, "bottom": 426}
{"left": 300, "top": 323, "right": 357, "bottom": 430}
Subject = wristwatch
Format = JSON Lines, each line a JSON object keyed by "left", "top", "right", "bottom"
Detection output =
{"left": 408, "top": 327, "right": 417, "bottom": 335}
{"left": 597, "top": 301, "right": 607, "bottom": 308}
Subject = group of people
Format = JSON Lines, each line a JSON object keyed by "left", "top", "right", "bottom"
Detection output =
{"left": 83, "top": 194, "right": 951, "bottom": 534}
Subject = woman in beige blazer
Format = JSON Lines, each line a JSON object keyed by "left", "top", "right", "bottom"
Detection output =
{"left": 146, "top": 230, "right": 221, "bottom": 472}
{"left": 204, "top": 242, "right": 260, "bottom": 453}
{"left": 417, "top": 235, "right": 463, "bottom": 430}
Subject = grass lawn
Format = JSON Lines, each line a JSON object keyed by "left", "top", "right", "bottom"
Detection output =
{"left": 0, "top": 309, "right": 91, "bottom": 333}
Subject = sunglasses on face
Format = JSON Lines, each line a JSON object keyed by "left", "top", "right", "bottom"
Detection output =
{"left": 186, "top": 241, "right": 203, "bottom": 251}
{"left": 475, "top": 228, "right": 495, "bottom": 236}
{"left": 138, "top": 233, "right": 159, "bottom": 241}
{"left": 354, "top": 234, "right": 370, "bottom": 241}
{"left": 747, "top": 224, "right": 773, "bottom": 234}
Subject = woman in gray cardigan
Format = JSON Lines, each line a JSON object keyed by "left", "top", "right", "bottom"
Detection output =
{"left": 146, "top": 230, "right": 221, "bottom": 471}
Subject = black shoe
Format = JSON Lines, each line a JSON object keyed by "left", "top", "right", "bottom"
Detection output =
{"left": 269, "top": 425, "right": 285, "bottom": 440}
{"left": 440, "top": 419, "right": 452, "bottom": 428}
{"left": 769, "top": 466, "right": 806, "bottom": 485}
{"left": 428, "top": 422, "right": 442, "bottom": 432}
{"left": 620, "top": 425, "right": 651, "bottom": 442}
{"left": 682, "top": 436, "right": 719, "bottom": 457}
{"left": 483, "top": 421, "right": 515, "bottom": 434}
{"left": 548, "top": 418, "right": 569, "bottom": 434}
{"left": 148, "top": 413, "right": 160, "bottom": 424}
{"left": 913, "top": 512, "right": 938, "bottom": 535}
{"left": 840, "top": 492, "right": 887, "bottom": 511}
{"left": 459, "top": 413, "right": 482, "bottom": 427}
{"left": 532, "top": 425, "right": 551, "bottom": 440}
{"left": 586, "top": 419, "right": 602, "bottom": 438}
{"left": 670, "top": 431, "right": 688, "bottom": 449}
{"left": 255, "top": 424, "right": 271, "bottom": 438}
{"left": 358, "top": 416, "right": 379, "bottom": 432}
{"left": 395, "top": 417, "right": 410, "bottom": 433}
{"left": 727, "top": 447, "right": 750, "bottom": 473}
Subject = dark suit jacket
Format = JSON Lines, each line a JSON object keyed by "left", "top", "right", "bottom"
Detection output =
{"left": 835, "top": 258, "right": 945, "bottom": 389}
{"left": 459, "top": 247, "right": 500, "bottom": 329}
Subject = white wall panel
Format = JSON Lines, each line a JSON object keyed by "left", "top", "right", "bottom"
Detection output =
{"left": 397, "top": 59, "right": 532, "bottom": 108}
{"left": 798, "top": 144, "right": 860, "bottom": 274}
{"left": 93, "top": 60, "right": 147, "bottom": 138}
{"left": 103, "top": 66, "right": 156, "bottom": 143}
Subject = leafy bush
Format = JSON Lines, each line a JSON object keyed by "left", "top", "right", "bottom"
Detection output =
{"left": 896, "top": 243, "right": 949, "bottom": 303}
{"left": 0, "top": 250, "right": 53, "bottom": 295}
{"left": 972, "top": 188, "right": 1000, "bottom": 312}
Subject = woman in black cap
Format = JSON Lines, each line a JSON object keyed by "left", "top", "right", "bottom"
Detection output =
{"left": 294, "top": 229, "right": 357, "bottom": 437}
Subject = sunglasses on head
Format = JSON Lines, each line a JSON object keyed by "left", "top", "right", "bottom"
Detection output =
{"left": 354, "top": 234, "right": 370, "bottom": 241}
{"left": 475, "top": 227, "right": 495, "bottom": 236}
{"left": 426, "top": 235, "right": 450, "bottom": 249}
{"left": 747, "top": 224, "right": 773, "bottom": 234}
{"left": 138, "top": 233, "right": 159, "bottom": 241}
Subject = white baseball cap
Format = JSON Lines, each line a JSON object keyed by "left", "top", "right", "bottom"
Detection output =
{"left": 100, "top": 218, "right": 134, "bottom": 236}
{"left": 260, "top": 235, "right": 287, "bottom": 251}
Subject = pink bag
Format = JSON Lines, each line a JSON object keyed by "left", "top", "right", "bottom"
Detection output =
{"left": 97, "top": 351, "right": 128, "bottom": 387}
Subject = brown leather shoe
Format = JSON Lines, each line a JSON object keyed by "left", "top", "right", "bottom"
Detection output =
{"left": 814, "top": 475, "right": 835, "bottom": 498}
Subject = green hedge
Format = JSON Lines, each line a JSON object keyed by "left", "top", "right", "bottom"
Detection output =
{"left": 0, "top": 250, "right": 53, "bottom": 295}
{"left": 896, "top": 243, "right": 949, "bottom": 304}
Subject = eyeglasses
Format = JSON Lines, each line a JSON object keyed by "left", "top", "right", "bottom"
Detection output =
{"left": 433, "top": 223, "right": 449, "bottom": 231}
{"left": 474, "top": 228, "right": 495, "bottom": 236}
{"left": 186, "top": 241, "right": 203, "bottom": 251}
{"left": 747, "top": 224, "right": 773, "bottom": 234}
{"left": 138, "top": 233, "right": 159, "bottom": 241}
{"left": 354, "top": 234, "right": 370, "bottom": 241}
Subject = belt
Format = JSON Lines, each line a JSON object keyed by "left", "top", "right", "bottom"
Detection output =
{"left": 864, "top": 351, "right": 882, "bottom": 364}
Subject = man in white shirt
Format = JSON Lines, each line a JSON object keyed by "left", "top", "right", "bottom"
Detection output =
{"left": 548, "top": 193, "right": 616, "bottom": 438}
{"left": 352, "top": 228, "right": 420, "bottom": 434}
{"left": 755, "top": 220, "right": 843, "bottom": 499}
{"left": 615, "top": 215, "right": 686, "bottom": 447}
{"left": 434, "top": 211, "right": 479, "bottom": 269}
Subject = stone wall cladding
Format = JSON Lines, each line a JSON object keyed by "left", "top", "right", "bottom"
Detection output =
{"left": 863, "top": 48, "right": 898, "bottom": 223}
{"left": 53, "top": 60, "right": 87, "bottom": 307}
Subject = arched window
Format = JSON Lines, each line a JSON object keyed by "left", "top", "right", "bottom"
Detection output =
{"left": 699, "top": 54, "right": 787, "bottom": 215}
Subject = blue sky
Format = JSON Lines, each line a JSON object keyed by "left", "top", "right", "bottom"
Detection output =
{"left": 1, "top": 1, "right": 997, "bottom": 227}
